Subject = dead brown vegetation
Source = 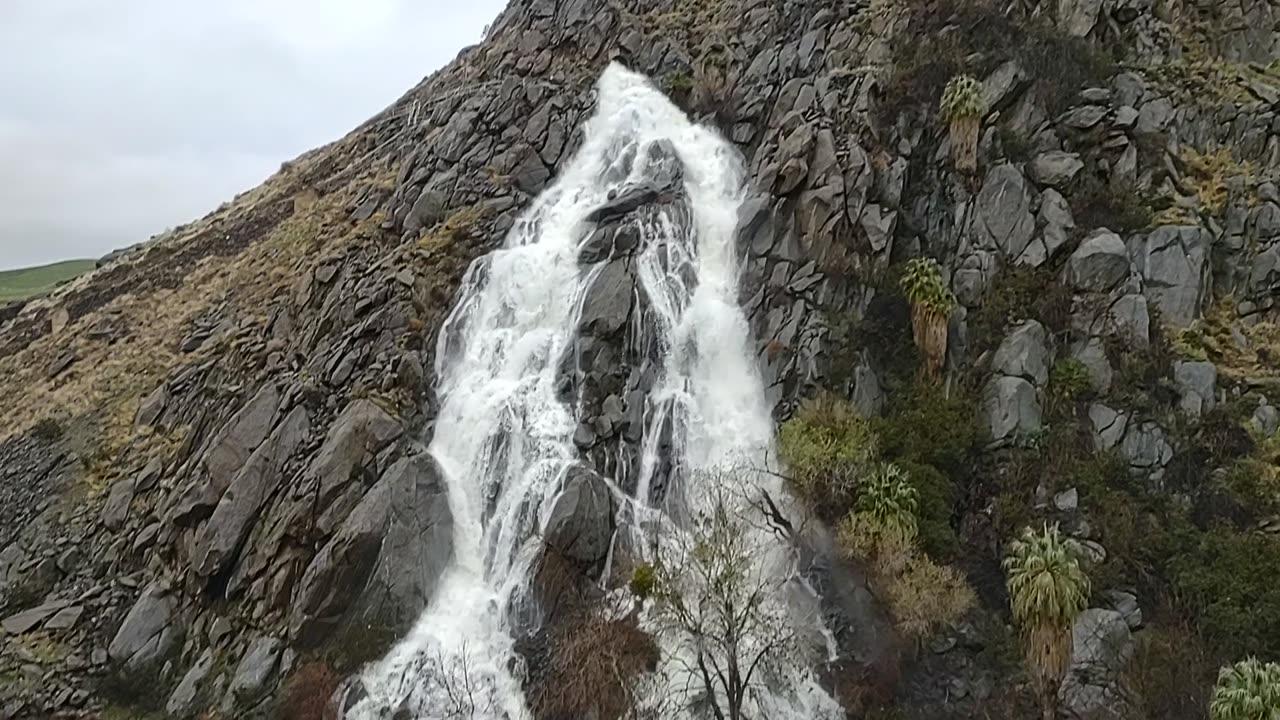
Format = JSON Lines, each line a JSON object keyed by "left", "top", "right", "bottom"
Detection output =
{"left": 530, "top": 612, "right": 660, "bottom": 720}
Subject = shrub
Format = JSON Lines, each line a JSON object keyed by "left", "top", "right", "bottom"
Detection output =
{"left": 1124, "top": 618, "right": 1218, "bottom": 720}
{"left": 969, "top": 267, "right": 1074, "bottom": 354}
{"left": 282, "top": 661, "right": 339, "bottom": 720}
{"left": 1067, "top": 171, "right": 1154, "bottom": 235}
{"left": 628, "top": 563, "right": 656, "bottom": 601}
{"left": 838, "top": 515, "right": 975, "bottom": 640}
{"left": 32, "top": 417, "right": 64, "bottom": 442}
{"left": 778, "top": 393, "right": 879, "bottom": 513}
{"left": 1048, "top": 358, "right": 1093, "bottom": 414}
{"left": 1210, "top": 658, "right": 1280, "bottom": 720}
{"left": 1165, "top": 527, "right": 1280, "bottom": 659}
{"left": 898, "top": 461, "right": 959, "bottom": 560}
{"left": 873, "top": 380, "right": 979, "bottom": 473}
{"left": 856, "top": 464, "right": 920, "bottom": 540}
{"left": 530, "top": 613, "right": 659, "bottom": 720}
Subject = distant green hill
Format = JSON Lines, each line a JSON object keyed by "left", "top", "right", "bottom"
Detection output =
{"left": 0, "top": 259, "right": 96, "bottom": 303}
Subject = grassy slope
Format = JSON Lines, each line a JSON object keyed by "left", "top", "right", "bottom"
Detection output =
{"left": 0, "top": 259, "right": 96, "bottom": 302}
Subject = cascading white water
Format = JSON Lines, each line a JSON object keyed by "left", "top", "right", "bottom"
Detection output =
{"left": 350, "top": 63, "right": 841, "bottom": 720}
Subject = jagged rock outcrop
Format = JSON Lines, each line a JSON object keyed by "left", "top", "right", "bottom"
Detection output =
{"left": 1, "top": 0, "right": 1279, "bottom": 716}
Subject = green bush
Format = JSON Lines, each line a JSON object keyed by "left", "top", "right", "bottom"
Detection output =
{"left": 778, "top": 393, "right": 879, "bottom": 513}
{"left": 1049, "top": 359, "right": 1092, "bottom": 406}
{"left": 969, "top": 267, "right": 1074, "bottom": 355}
{"left": 629, "top": 563, "right": 656, "bottom": 601}
{"left": 899, "top": 461, "right": 959, "bottom": 560}
{"left": 1067, "top": 171, "right": 1154, "bottom": 236}
{"left": 873, "top": 380, "right": 981, "bottom": 472}
{"left": 32, "top": 417, "right": 64, "bottom": 442}
{"left": 1165, "top": 526, "right": 1280, "bottom": 658}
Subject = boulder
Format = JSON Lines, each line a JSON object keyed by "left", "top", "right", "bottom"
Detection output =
{"left": 1029, "top": 151, "right": 1084, "bottom": 187}
{"left": 308, "top": 399, "right": 403, "bottom": 507}
{"left": 291, "top": 453, "right": 453, "bottom": 647}
{"left": 166, "top": 649, "right": 215, "bottom": 718}
{"left": 1071, "top": 337, "right": 1114, "bottom": 394}
{"left": 1252, "top": 402, "right": 1280, "bottom": 437}
{"left": 1058, "top": 0, "right": 1103, "bottom": 36}
{"left": 1102, "top": 590, "right": 1143, "bottom": 630}
{"left": 191, "top": 406, "right": 310, "bottom": 578}
{"left": 1174, "top": 361, "right": 1217, "bottom": 418}
{"left": 107, "top": 581, "right": 182, "bottom": 676}
{"left": 976, "top": 164, "right": 1035, "bottom": 260}
{"left": 101, "top": 476, "right": 136, "bottom": 531}
{"left": 1121, "top": 422, "right": 1174, "bottom": 476}
{"left": 1108, "top": 294, "right": 1150, "bottom": 348}
{"left": 1060, "top": 609, "right": 1135, "bottom": 719}
{"left": 1066, "top": 232, "right": 1130, "bottom": 292}
{"left": 579, "top": 259, "right": 635, "bottom": 335}
{"left": 134, "top": 385, "right": 169, "bottom": 428}
{"left": 223, "top": 636, "right": 283, "bottom": 710}
{"left": 1128, "top": 226, "right": 1210, "bottom": 327}
{"left": 1020, "top": 189, "right": 1074, "bottom": 267}
{"left": 1088, "top": 403, "right": 1128, "bottom": 451}
{"left": 544, "top": 465, "right": 616, "bottom": 572}
{"left": 992, "top": 320, "right": 1053, "bottom": 386}
{"left": 983, "top": 376, "right": 1042, "bottom": 442}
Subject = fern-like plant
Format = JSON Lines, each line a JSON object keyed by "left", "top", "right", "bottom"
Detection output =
{"left": 900, "top": 258, "right": 955, "bottom": 379}
{"left": 856, "top": 463, "right": 920, "bottom": 540}
{"left": 1210, "top": 658, "right": 1280, "bottom": 720}
{"left": 940, "top": 74, "right": 984, "bottom": 173}
{"left": 1003, "top": 524, "right": 1091, "bottom": 720}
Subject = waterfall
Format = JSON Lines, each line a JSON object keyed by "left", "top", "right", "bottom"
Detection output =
{"left": 349, "top": 63, "right": 841, "bottom": 720}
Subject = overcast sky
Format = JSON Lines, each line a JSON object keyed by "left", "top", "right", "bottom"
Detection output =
{"left": 0, "top": 1, "right": 506, "bottom": 270}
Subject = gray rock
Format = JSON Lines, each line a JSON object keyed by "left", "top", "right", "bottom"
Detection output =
{"left": 1252, "top": 403, "right": 1280, "bottom": 437}
{"left": 1020, "top": 189, "right": 1075, "bottom": 267}
{"left": 1060, "top": 609, "right": 1135, "bottom": 720}
{"left": 981, "top": 60, "right": 1028, "bottom": 112}
{"left": 1108, "top": 294, "right": 1150, "bottom": 348}
{"left": 1135, "top": 97, "right": 1174, "bottom": 135}
{"left": 1054, "top": 487, "right": 1079, "bottom": 512}
{"left": 1071, "top": 337, "right": 1114, "bottom": 394}
{"left": 977, "top": 164, "right": 1035, "bottom": 259}
{"left": 1129, "top": 226, "right": 1209, "bottom": 327}
{"left": 1066, "top": 232, "right": 1130, "bottom": 292}
{"left": 101, "top": 476, "right": 136, "bottom": 531}
{"left": 108, "top": 581, "right": 182, "bottom": 675}
{"left": 1174, "top": 361, "right": 1217, "bottom": 417}
{"left": 579, "top": 259, "right": 634, "bottom": 335}
{"left": 852, "top": 364, "right": 884, "bottom": 418}
{"left": 43, "top": 604, "right": 83, "bottom": 631}
{"left": 545, "top": 465, "right": 615, "bottom": 572}
{"left": 172, "top": 384, "right": 282, "bottom": 523}
{"left": 1102, "top": 590, "right": 1143, "bottom": 630}
{"left": 1089, "top": 403, "right": 1129, "bottom": 451}
{"left": 2, "top": 600, "right": 69, "bottom": 635}
{"left": 1114, "top": 105, "right": 1139, "bottom": 128}
{"left": 291, "top": 453, "right": 452, "bottom": 647}
{"left": 983, "top": 376, "right": 1042, "bottom": 442}
{"left": 992, "top": 320, "right": 1053, "bottom": 386}
{"left": 135, "top": 385, "right": 169, "bottom": 428}
{"left": 1058, "top": 0, "right": 1103, "bottom": 36}
{"left": 135, "top": 457, "right": 164, "bottom": 492}
{"left": 1061, "top": 105, "right": 1108, "bottom": 129}
{"left": 166, "top": 649, "right": 215, "bottom": 718}
{"left": 1029, "top": 151, "right": 1084, "bottom": 187}
{"left": 308, "top": 399, "right": 403, "bottom": 507}
{"left": 192, "top": 406, "right": 310, "bottom": 578}
{"left": 1122, "top": 422, "right": 1174, "bottom": 472}
{"left": 224, "top": 636, "right": 283, "bottom": 709}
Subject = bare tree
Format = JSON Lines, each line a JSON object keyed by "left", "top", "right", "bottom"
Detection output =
{"left": 647, "top": 479, "right": 807, "bottom": 720}
{"left": 431, "top": 642, "right": 497, "bottom": 720}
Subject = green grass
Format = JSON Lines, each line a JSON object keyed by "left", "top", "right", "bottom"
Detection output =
{"left": 0, "top": 259, "right": 95, "bottom": 302}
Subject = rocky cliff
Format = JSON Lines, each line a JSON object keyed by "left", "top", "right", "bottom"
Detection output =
{"left": 2, "top": 0, "right": 1280, "bottom": 717}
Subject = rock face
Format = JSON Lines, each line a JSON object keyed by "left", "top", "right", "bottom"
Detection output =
{"left": 1060, "top": 609, "right": 1135, "bottom": 719}
{"left": 2, "top": 0, "right": 1279, "bottom": 716}
{"left": 290, "top": 452, "right": 452, "bottom": 646}
{"left": 107, "top": 582, "right": 182, "bottom": 676}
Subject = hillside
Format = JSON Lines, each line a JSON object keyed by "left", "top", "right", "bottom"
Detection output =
{"left": 2, "top": 0, "right": 1280, "bottom": 718}
{"left": 0, "top": 260, "right": 95, "bottom": 303}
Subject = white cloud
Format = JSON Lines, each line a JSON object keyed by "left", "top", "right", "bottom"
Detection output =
{"left": 0, "top": 0, "right": 505, "bottom": 269}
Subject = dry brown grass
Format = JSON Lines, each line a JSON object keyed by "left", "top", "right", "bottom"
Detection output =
{"left": 838, "top": 515, "right": 975, "bottom": 640}
{"left": 282, "top": 661, "right": 341, "bottom": 720}
{"left": 530, "top": 612, "right": 660, "bottom": 720}
{"left": 1172, "top": 300, "right": 1280, "bottom": 383}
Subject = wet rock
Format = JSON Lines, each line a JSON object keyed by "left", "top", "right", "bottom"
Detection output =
{"left": 192, "top": 406, "right": 310, "bottom": 578}
{"left": 1174, "top": 361, "right": 1217, "bottom": 418}
{"left": 291, "top": 453, "right": 452, "bottom": 647}
{"left": 992, "top": 320, "right": 1052, "bottom": 386}
{"left": 983, "top": 376, "right": 1042, "bottom": 442}
{"left": 544, "top": 465, "right": 615, "bottom": 573}
{"left": 579, "top": 259, "right": 634, "bottom": 335}
{"left": 1029, "top": 151, "right": 1084, "bottom": 187}
{"left": 107, "top": 581, "right": 182, "bottom": 675}
{"left": 1066, "top": 231, "right": 1130, "bottom": 292}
